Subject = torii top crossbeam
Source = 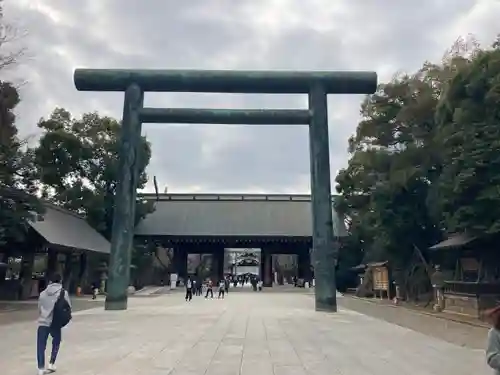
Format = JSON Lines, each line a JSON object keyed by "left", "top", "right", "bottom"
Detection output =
{"left": 74, "top": 68, "right": 377, "bottom": 94}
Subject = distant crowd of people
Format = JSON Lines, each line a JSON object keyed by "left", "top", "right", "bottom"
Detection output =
{"left": 183, "top": 274, "right": 264, "bottom": 302}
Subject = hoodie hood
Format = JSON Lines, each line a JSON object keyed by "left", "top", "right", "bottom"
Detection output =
{"left": 45, "top": 283, "right": 63, "bottom": 296}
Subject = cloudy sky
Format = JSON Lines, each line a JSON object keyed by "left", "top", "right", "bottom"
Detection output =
{"left": 4, "top": 0, "right": 500, "bottom": 194}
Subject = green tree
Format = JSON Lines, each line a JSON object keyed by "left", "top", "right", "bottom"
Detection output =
{"left": 433, "top": 42, "right": 500, "bottom": 235}
{"left": 0, "top": 3, "right": 41, "bottom": 251}
{"left": 34, "top": 108, "right": 154, "bottom": 239}
{"left": 334, "top": 36, "right": 486, "bottom": 298}
{"left": 336, "top": 37, "right": 482, "bottom": 261}
{"left": 336, "top": 67, "right": 444, "bottom": 268}
{"left": 335, "top": 81, "right": 440, "bottom": 297}
{"left": 0, "top": 81, "right": 41, "bottom": 246}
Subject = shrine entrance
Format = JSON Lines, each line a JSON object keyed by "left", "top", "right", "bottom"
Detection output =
{"left": 73, "top": 68, "right": 377, "bottom": 312}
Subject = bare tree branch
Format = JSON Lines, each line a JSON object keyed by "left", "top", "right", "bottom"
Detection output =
{"left": 0, "top": 0, "right": 27, "bottom": 71}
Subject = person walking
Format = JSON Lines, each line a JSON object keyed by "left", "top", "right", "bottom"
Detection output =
{"left": 486, "top": 305, "right": 500, "bottom": 374}
{"left": 205, "top": 278, "right": 214, "bottom": 299}
{"left": 224, "top": 277, "right": 230, "bottom": 295}
{"left": 196, "top": 278, "right": 203, "bottom": 296}
{"left": 258, "top": 279, "right": 263, "bottom": 291}
{"left": 37, "top": 273, "right": 72, "bottom": 375}
{"left": 251, "top": 277, "right": 257, "bottom": 291}
{"left": 217, "top": 279, "right": 225, "bottom": 299}
{"left": 191, "top": 279, "right": 197, "bottom": 297}
{"left": 91, "top": 282, "right": 99, "bottom": 300}
{"left": 185, "top": 276, "right": 193, "bottom": 301}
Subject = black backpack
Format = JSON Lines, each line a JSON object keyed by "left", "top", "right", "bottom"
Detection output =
{"left": 51, "top": 288, "right": 72, "bottom": 328}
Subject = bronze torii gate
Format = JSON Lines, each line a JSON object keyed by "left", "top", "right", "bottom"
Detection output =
{"left": 74, "top": 69, "right": 377, "bottom": 312}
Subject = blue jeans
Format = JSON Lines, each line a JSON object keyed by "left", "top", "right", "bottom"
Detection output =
{"left": 37, "top": 325, "right": 61, "bottom": 369}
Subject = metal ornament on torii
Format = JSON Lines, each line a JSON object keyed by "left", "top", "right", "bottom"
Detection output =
{"left": 73, "top": 69, "right": 377, "bottom": 312}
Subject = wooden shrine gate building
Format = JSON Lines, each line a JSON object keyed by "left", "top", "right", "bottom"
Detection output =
{"left": 134, "top": 193, "right": 348, "bottom": 286}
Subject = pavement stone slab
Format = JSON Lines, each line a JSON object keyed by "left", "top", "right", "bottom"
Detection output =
{"left": 0, "top": 290, "right": 492, "bottom": 375}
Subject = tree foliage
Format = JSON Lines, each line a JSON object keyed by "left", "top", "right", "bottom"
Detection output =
{"left": 335, "top": 66, "right": 445, "bottom": 267}
{"left": 335, "top": 35, "right": 490, "bottom": 271}
{"left": 0, "top": 3, "right": 42, "bottom": 248}
{"left": 0, "top": 81, "right": 41, "bottom": 245}
{"left": 433, "top": 42, "right": 500, "bottom": 235}
{"left": 333, "top": 35, "right": 500, "bottom": 298}
{"left": 34, "top": 108, "right": 154, "bottom": 239}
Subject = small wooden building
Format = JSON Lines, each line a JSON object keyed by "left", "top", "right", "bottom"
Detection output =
{"left": 430, "top": 233, "right": 500, "bottom": 318}
{"left": 0, "top": 202, "right": 110, "bottom": 299}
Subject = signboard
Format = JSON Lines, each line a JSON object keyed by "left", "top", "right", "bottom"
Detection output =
{"left": 372, "top": 266, "right": 389, "bottom": 291}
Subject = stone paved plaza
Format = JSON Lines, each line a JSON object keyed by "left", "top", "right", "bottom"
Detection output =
{"left": 0, "top": 290, "right": 492, "bottom": 375}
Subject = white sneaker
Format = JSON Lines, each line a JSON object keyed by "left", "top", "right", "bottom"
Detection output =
{"left": 47, "top": 363, "right": 57, "bottom": 372}
{"left": 37, "top": 369, "right": 45, "bottom": 375}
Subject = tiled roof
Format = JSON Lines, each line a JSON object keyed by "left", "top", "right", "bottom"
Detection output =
{"left": 135, "top": 194, "right": 348, "bottom": 238}
{"left": 30, "top": 203, "right": 110, "bottom": 254}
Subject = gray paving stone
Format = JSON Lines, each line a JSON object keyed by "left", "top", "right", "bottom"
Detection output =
{"left": 274, "top": 365, "right": 307, "bottom": 375}
{"left": 0, "top": 291, "right": 492, "bottom": 375}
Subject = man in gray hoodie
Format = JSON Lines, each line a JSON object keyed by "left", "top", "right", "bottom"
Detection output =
{"left": 37, "top": 273, "right": 71, "bottom": 375}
